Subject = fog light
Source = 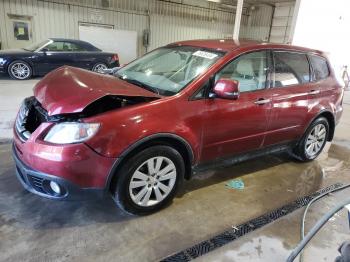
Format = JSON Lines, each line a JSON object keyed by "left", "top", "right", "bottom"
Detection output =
{"left": 50, "top": 181, "right": 61, "bottom": 194}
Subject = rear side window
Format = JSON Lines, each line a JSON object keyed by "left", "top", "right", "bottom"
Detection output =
{"left": 273, "top": 51, "right": 310, "bottom": 87}
{"left": 65, "top": 42, "right": 87, "bottom": 51}
{"left": 309, "top": 55, "right": 329, "bottom": 81}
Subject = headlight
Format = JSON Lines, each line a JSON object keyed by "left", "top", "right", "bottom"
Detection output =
{"left": 44, "top": 122, "right": 100, "bottom": 144}
{"left": 0, "top": 58, "right": 6, "bottom": 66}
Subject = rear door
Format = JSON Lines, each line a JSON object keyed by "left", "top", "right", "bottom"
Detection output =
{"left": 263, "top": 51, "right": 311, "bottom": 146}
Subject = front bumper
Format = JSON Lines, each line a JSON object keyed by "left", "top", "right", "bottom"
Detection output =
{"left": 13, "top": 143, "right": 108, "bottom": 200}
{"left": 12, "top": 98, "right": 118, "bottom": 200}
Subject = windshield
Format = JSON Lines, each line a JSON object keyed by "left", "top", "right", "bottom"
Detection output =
{"left": 23, "top": 40, "right": 50, "bottom": 51}
{"left": 116, "top": 46, "right": 225, "bottom": 96}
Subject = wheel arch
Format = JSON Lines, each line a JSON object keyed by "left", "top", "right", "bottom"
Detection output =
{"left": 106, "top": 133, "right": 195, "bottom": 192}
{"left": 319, "top": 111, "right": 335, "bottom": 141}
{"left": 307, "top": 110, "right": 335, "bottom": 141}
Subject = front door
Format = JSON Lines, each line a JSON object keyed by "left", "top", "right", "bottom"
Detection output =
{"left": 200, "top": 50, "right": 273, "bottom": 163}
{"left": 34, "top": 41, "right": 76, "bottom": 74}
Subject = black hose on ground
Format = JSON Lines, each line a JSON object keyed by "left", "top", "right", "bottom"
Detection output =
{"left": 287, "top": 197, "right": 350, "bottom": 262}
{"left": 299, "top": 183, "right": 350, "bottom": 261}
{"left": 301, "top": 184, "right": 350, "bottom": 240}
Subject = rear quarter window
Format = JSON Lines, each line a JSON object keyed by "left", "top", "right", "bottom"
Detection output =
{"left": 309, "top": 54, "right": 330, "bottom": 81}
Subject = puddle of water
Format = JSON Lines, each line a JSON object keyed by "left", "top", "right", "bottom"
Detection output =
{"left": 199, "top": 236, "right": 290, "bottom": 262}
{"left": 184, "top": 142, "right": 350, "bottom": 199}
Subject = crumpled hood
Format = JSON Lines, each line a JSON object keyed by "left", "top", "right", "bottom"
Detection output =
{"left": 34, "top": 66, "right": 162, "bottom": 116}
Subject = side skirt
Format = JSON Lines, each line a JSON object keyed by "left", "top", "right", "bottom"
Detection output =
{"left": 192, "top": 141, "right": 297, "bottom": 175}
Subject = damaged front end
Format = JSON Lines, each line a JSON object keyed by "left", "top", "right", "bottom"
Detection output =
{"left": 15, "top": 95, "right": 158, "bottom": 142}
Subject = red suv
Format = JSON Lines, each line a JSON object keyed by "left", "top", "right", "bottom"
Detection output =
{"left": 13, "top": 40, "right": 343, "bottom": 215}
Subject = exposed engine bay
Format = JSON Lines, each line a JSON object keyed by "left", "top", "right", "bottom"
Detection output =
{"left": 17, "top": 95, "right": 158, "bottom": 140}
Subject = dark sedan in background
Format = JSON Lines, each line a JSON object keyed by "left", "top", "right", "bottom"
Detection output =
{"left": 0, "top": 38, "right": 119, "bottom": 80}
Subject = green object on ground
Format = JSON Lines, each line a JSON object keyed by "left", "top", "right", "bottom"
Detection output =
{"left": 226, "top": 179, "right": 245, "bottom": 190}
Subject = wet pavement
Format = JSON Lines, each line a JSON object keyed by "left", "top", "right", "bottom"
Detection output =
{"left": 0, "top": 85, "right": 350, "bottom": 261}
{"left": 1, "top": 139, "right": 350, "bottom": 261}
{"left": 196, "top": 143, "right": 350, "bottom": 262}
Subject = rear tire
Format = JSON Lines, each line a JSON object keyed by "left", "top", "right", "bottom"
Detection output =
{"left": 8, "top": 60, "right": 32, "bottom": 80}
{"left": 293, "top": 117, "right": 329, "bottom": 162}
{"left": 92, "top": 62, "right": 108, "bottom": 73}
{"left": 112, "top": 145, "right": 185, "bottom": 215}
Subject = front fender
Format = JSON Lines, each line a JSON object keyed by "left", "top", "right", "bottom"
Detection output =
{"left": 84, "top": 97, "right": 203, "bottom": 162}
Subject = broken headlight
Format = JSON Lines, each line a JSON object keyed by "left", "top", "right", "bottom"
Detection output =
{"left": 44, "top": 122, "right": 100, "bottom": 144}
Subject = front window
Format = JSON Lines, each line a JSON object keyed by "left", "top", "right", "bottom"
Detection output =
{"left": 215, "top": 51, "right": 268, "bottom": 92}
{"left": 116, "top": 46, "right": 224, "bottom": 96}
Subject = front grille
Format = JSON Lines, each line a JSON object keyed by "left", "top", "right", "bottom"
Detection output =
{"left": 15, "top": 102, "right": 31, "bottom": 140}
{"left": 15, "top": 97, "right": 47, "bottom": 141}
{"left": 28, "top": 175, "right": 45, "bottom": 194}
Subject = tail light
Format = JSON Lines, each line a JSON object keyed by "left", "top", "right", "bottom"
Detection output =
{"left": 111, "top": 54, "right": 119, "bottom": 62}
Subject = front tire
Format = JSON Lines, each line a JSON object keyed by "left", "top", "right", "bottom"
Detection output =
{"left": 113, "top": 145, "right": 185, "bottom": 215}
{"left": 293, "top": 117, "right": 329, "bottom": 162}
{"left": 8, "top": 60, "right": 32, "bottom": 80}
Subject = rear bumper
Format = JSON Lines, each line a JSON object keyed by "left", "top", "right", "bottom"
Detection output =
{"left": 12, "top": 143, "right": 106, "bottom": 200}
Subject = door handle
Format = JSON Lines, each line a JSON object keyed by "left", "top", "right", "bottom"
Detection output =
{"left": 254, "top": 98, "right": 271, "bottom": 105}
{"left": 309, "top": 89, "right": 320, "bottom": 95}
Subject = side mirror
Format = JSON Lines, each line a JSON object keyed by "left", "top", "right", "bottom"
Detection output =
{"left": 41, "top": 48, "right": 48, "bottom": 53}
{"left": 212, "top": 79, "right": 240, "bottom": 100}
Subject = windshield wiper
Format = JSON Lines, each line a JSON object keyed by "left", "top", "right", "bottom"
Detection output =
{"left": 118, "top": 76, "right": 160, "bottom": 95}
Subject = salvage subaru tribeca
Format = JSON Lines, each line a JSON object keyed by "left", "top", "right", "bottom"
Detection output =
{"left": 13, "top": 40, "right": 343, "bottom": 215}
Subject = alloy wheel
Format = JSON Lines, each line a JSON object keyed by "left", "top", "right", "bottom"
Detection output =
{"left": 92, "top": 63, "right": 108, "bottom": 73}
{"left": 305, "top": 123, "right": 327, "bottom": 157}
{"left": 129, "top": 156, "right": 177, "bottom": 207}
{"left": 10, "top": 62, "right": 30, "bottom": 79}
